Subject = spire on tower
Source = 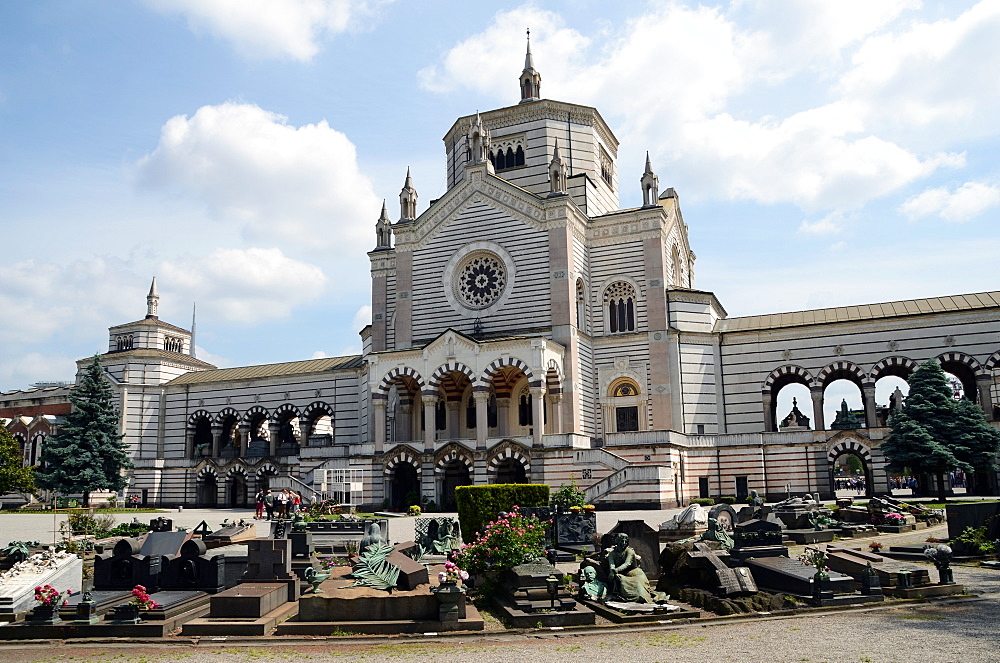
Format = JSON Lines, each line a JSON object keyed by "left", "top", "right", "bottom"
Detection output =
{"left": 519, "top": 28, "right": 542, "bottom": 104}
{"left": 375, "top": 199, "right": 392, "bottom": 250}
{"left": 146, "top": 277, "right": 159, "bottom": 319}
{"left": 548, "top": 138, "right": 567, "bottom": 195}
{"left": 190, "top": 302, "right": 197, "bottom": 358}
{"left": 399, "top": 167, "right": 418, "bottom": 221}
{"left": 640, "top": 152, "right": 660, "bottom": 207}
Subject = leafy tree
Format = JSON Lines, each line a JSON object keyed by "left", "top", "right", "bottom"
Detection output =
{"left": 36, "top": 355, "right": 131, "bottom": 505}
{"left": 949, "top": 397, "right": 1000, "bottom": 492}
{"left": 882, "top": 360, "right": 991, "bottom": 500}
{"left": 0, "top": 427, "right": 35, "bottom": 495}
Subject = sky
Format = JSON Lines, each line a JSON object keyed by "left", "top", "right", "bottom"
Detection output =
{"left": 1, "top": 1, "right": 998, "bottom": 422}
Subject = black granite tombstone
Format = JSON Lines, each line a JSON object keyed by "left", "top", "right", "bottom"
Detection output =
{"left": 746, "top": 556, "right": 854, "bottom": 596}
{"left": 149, "top": 517, "right": 173, "bottom": 533}
{"left": 139, "top": 531, "right": 190, "bottom": 558}
{"left": 93, "top": 537, "right": 162, "bottom": 592}
{"left": 161, "top": 539, "right": 226, "bottom": 593}
{"left": 243, "top": 539, "right": 299, "bottom": 602}
{"left": 556, "top": 513, "right": 597, "bottom": 548}
{"left": 730, "top": 519, "right": 786, "bottom": 562}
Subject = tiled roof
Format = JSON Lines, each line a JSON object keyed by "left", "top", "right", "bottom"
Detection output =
{"left": 715, "top": 291, "right": 1000, "bottom": 333}
{"left": 109, "top": 317, "right": 191, "bottom": 334}
{"left": 167, "top": 355, "right": 364, "bottom": 385}
{"left": 99, "top": 349, "right": 217, "bottom": 369}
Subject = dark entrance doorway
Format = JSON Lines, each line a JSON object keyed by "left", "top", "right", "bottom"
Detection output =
{"left": 390, "top": 462, "right": 420, "bottom": 511}
{"left": 495, "top": 457, "right": 527, "bottom": 484}
{"left": 440, "top": 460, "right": 472, "bottom": 511}
{"left": 830, "top": 451, "right": 873, "bottom": 498}
{"left": 199, "top": 475, "right": 218, "bottom": 507}
{"left": 228, "top": 475, "right": 247, "bottom": 507}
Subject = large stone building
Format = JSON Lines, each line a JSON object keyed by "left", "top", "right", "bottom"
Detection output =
{"left": 5, "top": 43, "right": 1000, "bottom": 508}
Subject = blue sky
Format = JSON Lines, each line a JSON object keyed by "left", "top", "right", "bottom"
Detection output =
{"left": 1, "top": 1, "right": 998, "bottom": 424}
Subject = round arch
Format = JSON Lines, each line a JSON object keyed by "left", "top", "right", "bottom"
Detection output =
{"left": 487, "top": 441, "right": 531, "bottom": 482}
{"left": 196, "top": 465, "right": 219, "bottom": 507}
{"left": 225, "top": 466, "right": 249, "bottom": 508}
{"left": 827, "top": 439, "right": 874, "bottom": 499}
{"left": 869, "top": 355, "right": 919, "bottom": 382}
{"left": 383, "top": 447, "right": 422, "bottom": 511}
{"left": 762, "top": 365, "right": 816, "bottom": 432}
{"left": 378, "top": 367, "right": 426, "bottom": 394}
{"left": 936, "top": 351, "right": 985, "bottom": 401}
{"left": 436, "top": 445, "right": 474, "bottom": 511}
{"left": 480, "top": 356, "right": 534, "bottom": 386}
{"left": 428, "top": 362, "right": 477, "bottom": 390}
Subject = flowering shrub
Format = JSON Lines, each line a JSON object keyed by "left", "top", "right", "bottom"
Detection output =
{"left": 883, "top": 513, "right": 905, "bottom": 524}
{"left": 407, "top": 505, "right": 422, "bottom": 516}
{"left": 453, "top": 505, "right": 549, "bottom": 579}
{"left": 319, "top": 556, "right": 352, "bottom": 571}
{"left": 34, "top": 585, "right": 70, "bottom": 607}
{"left": 437, "top": 561, "right": 469, "bottom": 585}
{"left": 129, "top": 585, "right": 160, "bottom": 610}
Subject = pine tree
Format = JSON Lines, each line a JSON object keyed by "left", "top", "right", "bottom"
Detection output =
{"left": 949, "top": 397, "right": 1000, "bottom": 493}
{"left": 882, "top": 360, "right": 974, "bottom": 500}
{"left": 0, "top": 427, "right": 35, "bottom": 495}
{"left": 36, "top": 355, "right": 131, "bottom": 505}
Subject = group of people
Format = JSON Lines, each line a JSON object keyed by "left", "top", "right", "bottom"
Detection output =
{"left": 834, "top": 476, "right": 867, "bottom": 494}
{"left": 254, "top": 488, "right": 304, "bottom": 520}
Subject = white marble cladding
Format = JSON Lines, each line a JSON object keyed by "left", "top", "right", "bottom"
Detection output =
{"left": 0, "top": 551, "right": 82, "bottom": 616}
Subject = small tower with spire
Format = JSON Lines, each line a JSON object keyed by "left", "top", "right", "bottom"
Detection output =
{"left": 146, "top": 277, "right": 159, "bottom": 319}
{"left": 640, "top": 152, "right": 660, "bottom": 207}
{"left": 399, "top": 168, "right": 418, "bottom": 221}
{"left": 375, "top": 200, "right": 392, "bottom": 250}
{"left": 466, "top": 112, "right": 492, "bottom": 170}
{"left": 519, "top": 29, "right": 541, "bottom": 103}
{"left": 548, "top": 139, "right": 567, "bottom": 195}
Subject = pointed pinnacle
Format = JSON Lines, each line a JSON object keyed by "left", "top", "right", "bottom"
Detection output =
{"left": 404, "top": 166, "right": 413, "bottom": 188}
{"left": 645, "top": 151, "right": 653, "bottom": 173}
{"left": 148, "top": 277, "right": 158, "bottom": 298}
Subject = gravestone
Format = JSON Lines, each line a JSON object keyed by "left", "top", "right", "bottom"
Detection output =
{"left": 687, "top": 542, "right": 757, "bottom": 596}
{"left": 602, "top": 521, "right": 661, "bottom": 579}
{"left": 385, "top": 542, "right": 429, "bottom": 590}
{"left": 946, "top": 502, "right": 1000, "bottom": 541}
{"left": 93, "top": 538, "right": 161, "bottom": 592}
{"left": 730, "top": 519, "right": 786, "bottom": 562}
{"left": 746, "top": 556, "right": 854, "bottom": 596}
{"left": 555, "top": 513, "right": 597, "bottom": 548}
{"left": 0, "top": 551, "right": 82, "bottom": 620}
{"left": 243, "top": 539, "right": 299, "bottom": 602}
{"left": 149, "top": 517, "right": 173, "bottom": 533}
{"left": 160, "top": 539, "right": 226, "bottom": 593}
{"left": 203, "top": 521, "right": 256, "bottom": 546}
{"left": 139, "top": 531, "right": 191, "bottom": 559}
{"left": 824, "top": 545, "right": 930, "bottom": 587}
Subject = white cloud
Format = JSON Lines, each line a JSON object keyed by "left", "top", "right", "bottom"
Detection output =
{"left": 159, "top": 248, "right": 327, "bottom": 323}
{"left": 145, "top": 0, "right": 389, "bottom": 61}
{"left": 900, "top": 181, "right": 1000, "bottom": 223}
{"left": 351, "top": 305, "right": 372, "bottom": 331}
{"left": 193, "top": 346, "right": 233, "bottom": 369}
{"left": 421, "top": 3, "right": 984, "bottom": 211}
{"left": 798, "top": 213, "right": 844, "bottom": 236}
{"left": 135, "top": 102, "right": 381, "bottom": 251}
{"left": 310, "top": 350, "right": 329, "bottom": 359}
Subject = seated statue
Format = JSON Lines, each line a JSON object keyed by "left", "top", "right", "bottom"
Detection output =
{"left": 359, "top": 522, "right": 384, "bottom": 553}
{"left": 699, "top": 517, "right": 735, "bottom": 551}
{"left": 604, "top": 533, "right": 665, "bottom": 603}
{"left": 432, "top": 519, "right": 462, "bottom": 555}
{"left": 579, "top": 565, "right": 607, "bottom": 601}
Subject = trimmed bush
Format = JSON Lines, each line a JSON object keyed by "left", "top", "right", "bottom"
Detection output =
{"left": 455, "top": 484, "right": 550, "bottom": 543}
{"left": 718, "top": 495, "right": 737, "bottom": 504}
{"left": 691, "top": 498, "right": 715, "bottom": 506}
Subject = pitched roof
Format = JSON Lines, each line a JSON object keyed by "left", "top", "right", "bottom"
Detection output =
{"left": 715, "top": 291, "right": 1000, "bottom": 333}
{"left": 166, "top": 355, "right": 364, "bottom": 385}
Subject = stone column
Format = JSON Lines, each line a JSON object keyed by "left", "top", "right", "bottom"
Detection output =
{"left": 546, "top": 394, "right": 562, "bottom": 435}
{"left": 862, "top": 385, "right": 878, "bottom": 429}
{"left": 447, "top": 400, "right": 461, "bottom": 440}
{"left": 810, "top": 389, "right": 825, "bottom": 431}
{"left": 496, "top": 398, "right": 511, "bottom": 437}
{"left": 530, "top": 387, "right": 545, "bottom": 448}
{"left": 762, "top": 393, "right": 775, "bottom": 432}
{"left": 211, "top": 423, "right": 222, "bottom": 457}
{"left": 976, "top": 376, "right": 994, "bottom": 421}
{"left": 399, "top": 404, "right": 413, "bottom": 442}
{"left": 268, "top": 422, "right": 280, "bottom": 457}
{"left": 474, "top": 391, "right": 489, "bottom": 450}
{"left": 373, "top": 399, "right": 387, "bottom": 453}
{"left": 238, "top": 423, "right": 250, "bottom": 457}
{"left": 423, "top": 398, "right": 437, "bottom": 452}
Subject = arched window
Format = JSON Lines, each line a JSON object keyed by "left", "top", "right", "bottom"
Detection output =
{"left": 671, "top": 245, "right": 683, "bottom": 287}
{"left": 518, "top": 391, "right": 533, "bottom": 427}
{"left": 604, "top": 281, "right": 636, "bottom": 333}
{"left": 435, "top": 400, "right": 447, "bottom": 431}
{"left": 505, "top": 147, "right": 514, "bottom": 167}
{"left": 514, "top": 146, "right": 525, "bottom": 167}
{"left": 489, "top": 152, "right": 497, "bottom": 169}
{"left": 466, "top": 396, "right": 476, "bottom": 429}
{"left": 576, "top": 279, "right": 587, "bottom": 331}
{"left": 487, "top": 394, "right": 498, "bottom": 428}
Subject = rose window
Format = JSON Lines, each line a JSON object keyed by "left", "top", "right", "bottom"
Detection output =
{"left": 455, "top": 252, "right": 507, "bottom": 309}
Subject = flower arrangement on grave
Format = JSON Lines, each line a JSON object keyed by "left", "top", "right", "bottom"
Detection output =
{"left": 568, "top": 505, "right": 583, "bottom": 513}
{"left": 407, "top": 504, "right": 422, "bottom": 516}
{"left": 883, "top": 512, "right": 905, "bottom": 525}
{"left": 34, "top": 584, "right": 70, "bottom": 607}
{"left": 129, "top": 585, "right": 160, "bottom": 610}
{"left": 453, "top": 505, "right": 549, "bottom": 583}
{"left": 583, "top": 504, "right": 596, "bottom": 513}
{"left": 923, "top": 544, "right": 953, "bottom": 570}
{"left": 319, "top": 555, "right": 352, "bottom": 571}
{"left": 797, "top": 547, "right": 830, "bottom": 580}
{"left": 868, "top": 541, "right": 884, "bottom": 552}
{"left": 437, "top": 561, "right": 469, "bottom": 586}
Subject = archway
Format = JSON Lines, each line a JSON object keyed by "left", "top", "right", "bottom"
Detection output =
{"left": 389, "top": 461, "right": 420, "bottom": 511}
{"left": 762, "top": 365, "right": 815, "bottom": 431}
{"left": 198, "top": 473, "right": 218, "bottom": 507}
{"left": 227, "top": 473, "right": 247, "bottom": 507}
{"left": 440, "top": 460, "right": 472, "bottom": 511}
{"left": 191, "top": 417, "right": 212, "bottom": 458}
{"left": 495, "top": 457, "right": 527, "bottom": 484}
{"left": 827, "top": 441, "right": 873, "bottom": 498}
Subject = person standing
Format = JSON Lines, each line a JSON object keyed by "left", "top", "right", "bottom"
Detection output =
{"left": 292, "top": 490, "right": 302, "bottom": 515}
{"left": 264, "top": 490, "right": 275, "bottom": 520}
{"left": 254, "top": 489, "right": 266, "bottom": 519}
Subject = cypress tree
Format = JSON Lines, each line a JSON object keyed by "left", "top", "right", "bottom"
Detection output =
{"left": 36, "top": 355, "right": 131, "bottom": 505}
{"left": 0, "top": 427, "right": 35, "bottom": 495}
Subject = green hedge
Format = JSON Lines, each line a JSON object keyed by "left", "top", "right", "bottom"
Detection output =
{"left": 455, "top": 484, "right": 550, "bottom": 543}
{"left": 718, "top": 495, "right": 737, "bottom": 504}
{"left": 691, "top": 498, "right": 715, "bottom": 506}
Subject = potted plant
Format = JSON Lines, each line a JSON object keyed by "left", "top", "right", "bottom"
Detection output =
{"left": 868, "top": 541, "right": 884, "bottom": 553}
{"left": 31, "top": 585, "right": 70, "bottom": 624}
{"left": 569, "top": 505, "right": 583, "bottom": 513}
{"left": 583, "top": 504, "right": 596, "bottom": 514}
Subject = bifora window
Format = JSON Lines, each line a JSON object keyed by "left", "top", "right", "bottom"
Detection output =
{"left": 454, "top": 251, "right": 507, "bottom": 310}
{"left": 604, "top": 281, "right": 636, "bottom": 333}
